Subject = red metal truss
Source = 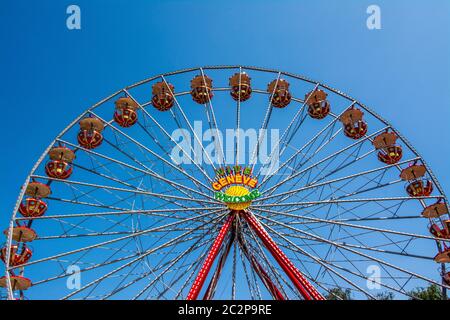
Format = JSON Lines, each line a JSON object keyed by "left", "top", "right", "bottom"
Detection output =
{"left": 187, "top": 214, "right": 235, "bottom": 300}
{"left": 203, "top": 231, "right": 235, "bottom": 300}
{"left": 243, "top": 211, "right": 324, "bottom": 300}
{"left": 238, "top": 235, "right": 285, "bottom": 300}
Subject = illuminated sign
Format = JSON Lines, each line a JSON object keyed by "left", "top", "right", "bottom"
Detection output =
{"left": 212, "top": 166, "right": 261, "bottom": 210}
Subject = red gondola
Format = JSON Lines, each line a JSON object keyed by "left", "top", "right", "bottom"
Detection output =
{"left": 400, "top": 164, "right": 433, "bottom": 197}
{"left": 4, "top": 226, "right": 37, "bottom": 243}
{"left": 406, "top": 179, "right": 433, "bottom": 197}
{"left": 152, "top": 81, "right": 175, "bottom": 111}
{"left": 421, "top": 202, "right": 448, "bottom": 218}
{"left": 267, "top": 79, "right": 291, "bottom": 108}
{"left": 0, "top": 244, "right": 32, "bottom": 266}
{"left": 229, "top": 72, "right": 252, "bottom": 102}
{"left": 373, "top": 131, "right": 403, "bottom": 164}
{"left": 77, "top": 117, "right": 104, "bottom": 149}
{"left": 340, "top": 107, "right": 368, "bottom": 139}
{"left": 305, "top": 89, "right": 330, "bottom": 119}
{"left": 45, "top": 160, "right": 73, "bottom": 179}
{"left": 434, "top": 248, "right": 450, "bottom": 264}
{"left": 0, "top": 276, "right": 32, "bottom": 291}
{"left": 191, "top": 75, "right": 213, "bottom": 104}
{"left": 429, "top": 224, "right": 449, "bottom": 239}
{"left": 114, "top": 97, "right": 138, "bottom": 127}
{"left": 45, "top": 147, "right": 75, "bottom": 179}
{"left": 444, "top": 272, "right": 450, "bottom": 286}
{"left": 19, "top": 198, "right": 47, "bottom": 218}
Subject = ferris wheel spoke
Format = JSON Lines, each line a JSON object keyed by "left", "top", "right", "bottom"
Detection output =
{"left": 252, "top": 212, "right": 450, "bottom": 291}
{"left": 41, "top": 186, "right": 179, "bottom": 216}
{"left": 272, "top": 225, "right": 414, "bottom": 300}
{"left": 107, "top": 230, "right": 217, "bottom": 300}
{"left": 284, "top": 201, "right": 414, "bottom": 225}
{"left": 160, "top": 74, "right": 219, "bottom": 171}
{"left": 88, "top": 111, "right": 212, "bottom": 192}
{"left": 239, "top": 219, "right": 299, "bottom": 299}
{"left": 31, "top": 175, "right": 220, "bottom": 207}
{"left": 32, "top": 247, "right": 136, "bottom": 286}
{"left": 261, "top": 176, "right": 405, "bottom": 223}
{"left": 96, "top": 133, "right": 209, "bottom": 197}
{"left": 9, "top": 209, "right": 225, "bottom": 271}
{"left": 322, "top": 259, "right": 418, "bottom": 299}
{"left": 253, "top": 215, "right": 376, "bottom": 299}
{"left": 255, "top": 172, "right": 402, "bottom": 223}
{"left": 45, "top": 195, "right": 128, "bottom": 211}
{"left": 258, "top": 158, "right": 418, "bottom": 203}
{"left": 40, "top": 184, "right": 193, "bottom": 229}
{"left": 290, "top": 145, "right": 376, "bottom": 199}
{"left": 59, "top": 139, "right": 214, "bottom": 203}
{"left": 253, "top": 195, "right": 443, "bottom": 210}
{"left": 54, "top": 176, "right": 137, "bottom": 212}
{"left": 254, "top": 84, "right": 322, "bottom": 180}
{"left": 135, "top": 243, "right": 214, "bottom": 300}
{"left": 262, "top": 126, "right": 389, "bottom": 196}
{"left": 278, "top": 178, "right": 407, "bottom": 226}
{"left": 199, "top": 68, "right": 226, "bottom": 167}
{"left": 61, "top": 219, "right": 213, "bottom": 300}
{"left": 259, "top": 119, "right": 342, "bottom": 189}
{"left": 240, "top": 219, "right": 293, "bottom": 299}
{"left": 258, "top": 211, "right": 439, "bottom": 261}
{"left": 258, "top": 103, "right": 355, "bottom": 188}
{"left": 49, "top": 192, "right": 137, "bottom": 235}
{"left": 249, "top": 72, "right": 280, "bottom": 170}
{"left": 262, "top": 175, "right": 405, "bottom": 219}
{"left": 276, "top": 125, "right": 345, "bottom": 189}
{"left": 234, "top": 67, "right": 243, "bottom": 165}
{"left": 67, "top": 159, "right": 214, "bottom": 208}
{"left": 136, "top": 214, "right": 228, "bottom": 300}
{"left": 62, "top": 232, "right": 204, "bottom": 293}
{"left": 16, "top": 206, "right": 222, "bottom": 222}
{"left": 252, "top": 207, "right": 446, "bottom": 244}
{"left": 292, "top": 147, "right": 380, "bottom": 196}
{"left": 268, "top": 218, "right": 437, "bottom": 261}
{"left": 161, "top": 241, "right": 219, "bottom": 300}
{"left": 293, "top": 254, "right": 414, "bottom": 299}
{"left": 70, "top": 212, "right": 227, "bottom": 300}
{"left": 123, "top": 89, "right": 215, "bottom": 183}
{"left": 34, "top": 225, "right": 215, "bottom": 241}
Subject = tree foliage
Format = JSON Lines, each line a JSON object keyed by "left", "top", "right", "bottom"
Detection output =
{"left": 375, "top": 292, "right": 395, "bottom": 300}
{"left": 325, "top": 287, "right": 352, "bottom": 300}
{"left": 408, "top": 284, "right": 445, "bottom": 300}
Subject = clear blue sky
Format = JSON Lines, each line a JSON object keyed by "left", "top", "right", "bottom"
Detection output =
{"left": 0, "top": 0, "right": 449, "bottom": 299}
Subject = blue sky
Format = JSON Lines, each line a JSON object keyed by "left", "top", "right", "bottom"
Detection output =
{"left": 0, "top": 0, "right": 449, "bottom": 299}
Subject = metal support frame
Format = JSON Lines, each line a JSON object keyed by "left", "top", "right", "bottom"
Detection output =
{"left": 3, "top": 65, "right": 449, "bottom": 300}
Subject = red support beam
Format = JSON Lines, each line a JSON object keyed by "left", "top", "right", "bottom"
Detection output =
{"left": 238, "top": 236, "right": 285, "bottom": 300}
{"left": 187, "top": 214, "right": 235, "bottom": 300}
{"left": 242, "top": 211, "right": 324, "bottom": 300}
{"left": 203, "top": 232, "right": 235, "bottom": 300}
{"left": 249, "top": 256, "right": 285, "bottom": 300}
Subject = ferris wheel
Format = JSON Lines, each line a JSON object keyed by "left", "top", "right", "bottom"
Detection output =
{"left": 1, "top": 65, "right": 449, "bottom": 300}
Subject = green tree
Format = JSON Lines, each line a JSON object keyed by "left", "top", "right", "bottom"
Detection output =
{"left": 325, "top": 287, "right": 352, "bottom": 300}
{"left": 408, "top": 284, "right": 445, "bottom": 300}
{"left": 375, "top": 292, "right": 395, "bottom": 300}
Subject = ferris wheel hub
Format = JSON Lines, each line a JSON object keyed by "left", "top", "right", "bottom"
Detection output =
{"left": 223, "top": 186, "right": 252, "bottom": 210}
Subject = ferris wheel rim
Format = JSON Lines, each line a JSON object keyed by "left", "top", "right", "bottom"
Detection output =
{"left": 3, "top": 65, "right": 449, "bottom": 300}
